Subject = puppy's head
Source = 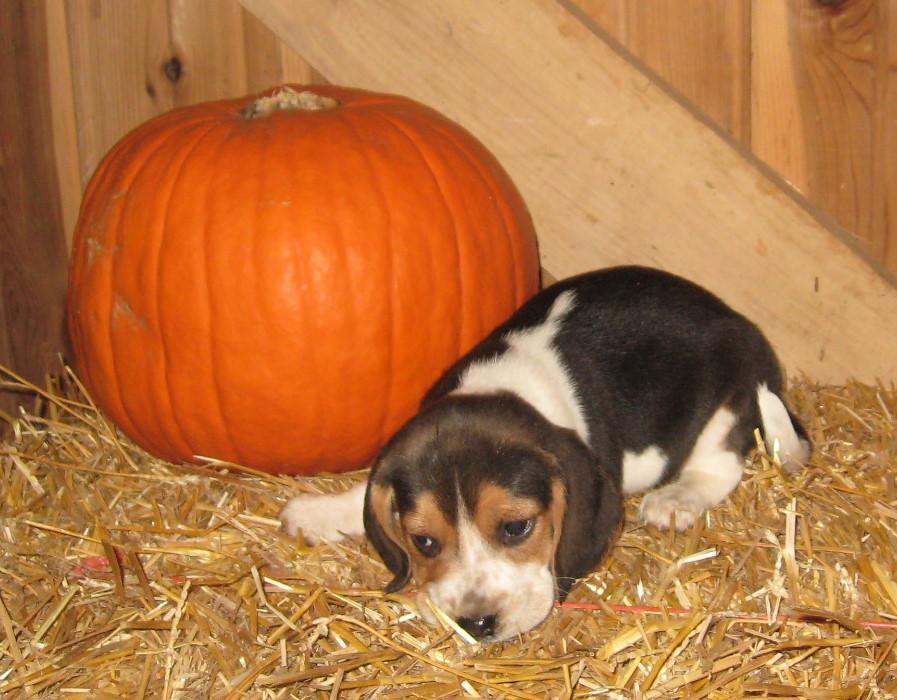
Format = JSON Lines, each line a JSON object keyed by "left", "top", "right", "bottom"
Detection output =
{"left": 363, "top": 393, "right": 621, "bottom": 642}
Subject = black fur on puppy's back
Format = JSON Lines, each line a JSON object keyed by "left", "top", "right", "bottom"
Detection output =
{"left": 425, "top": 266, "right": 797, "bottom": 488}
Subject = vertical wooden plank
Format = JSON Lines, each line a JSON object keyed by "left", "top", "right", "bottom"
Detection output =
{"left": 168, "top": 0, "right": 249, "bottom": 103}
{"left": 625, "top": 1, "right": 751, "bottom": 142}
{"left": 871, "top": 2, "right": 897, "bottom": 272}
{"left": 44, "top": 0, "right": 82, "bottom": 250}
{"left": 752, "top": 0, "right": 894, "bottom": 273}
{"left": 65, "top": 0, "right": 174, "bottom": 186}
{"left": 240, "top": 4, "right": 323, "bottom": 90}
{"left": 793, "top": 0, "right": 877, "bottom": 251}
{"left": 279, "top": 42, "right": 326, "bottom": 85}
{"left": 750, "top": 0, "right": 810, "bottom": 195}
{"left": 65, "top": 0, "right": 323, "bottom": 192}
{"left": 579, "top": 0, "right": 751, "bottom": 143}
{"left": 0, "top": 1, "right": 69, "bottom": 402}
{"left": 241, "top": 4, "right": 285, "bottom": 92}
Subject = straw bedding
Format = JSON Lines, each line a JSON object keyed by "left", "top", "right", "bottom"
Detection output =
{"left": 1, "top": 366, "right": 895, "bottom": 698}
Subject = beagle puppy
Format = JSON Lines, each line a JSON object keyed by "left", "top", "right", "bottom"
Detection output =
{"left": 280, "top": 266, "right": 810, "bottom": 642}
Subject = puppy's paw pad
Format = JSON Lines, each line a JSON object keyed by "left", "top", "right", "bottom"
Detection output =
{"left": 639, "top": 486, "right": 705, "bottom": 531}
{"left": 279, "top": 494, "right": 347, "bottom": 543}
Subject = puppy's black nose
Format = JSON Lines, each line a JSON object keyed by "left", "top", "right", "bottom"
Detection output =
{"left": 457, "top": 614, "right": 497, "bottom": 640}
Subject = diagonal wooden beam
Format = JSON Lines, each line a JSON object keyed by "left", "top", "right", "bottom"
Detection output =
{"left": 238, "top": 0, "right": 897, "bottom": 382}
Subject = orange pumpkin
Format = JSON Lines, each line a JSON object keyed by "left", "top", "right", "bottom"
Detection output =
{"left": 67, "top": 85, "right": 540, "bottom": 474}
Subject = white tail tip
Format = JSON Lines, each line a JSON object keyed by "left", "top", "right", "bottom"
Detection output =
{"left": 757, "top": 383, "right": 810, "bottom": 469}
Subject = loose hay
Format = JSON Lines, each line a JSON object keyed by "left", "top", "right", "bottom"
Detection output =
{"left": 1, "top": 367, "right": 896, "bottom": 698}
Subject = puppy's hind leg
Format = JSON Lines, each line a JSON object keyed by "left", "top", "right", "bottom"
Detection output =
{"left": 280, "top": 482, "right": 367, "bottom": 543}
{"left": 639, "top": 406, "right": 743, "bottom": 531}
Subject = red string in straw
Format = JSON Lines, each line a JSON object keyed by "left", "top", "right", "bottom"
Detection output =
{"left": 68, "top": 557, "right": 897, "bottom": 631}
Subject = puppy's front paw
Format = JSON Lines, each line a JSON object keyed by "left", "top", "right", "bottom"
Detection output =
{"left": 279, "top": 483, "right": 367, "bottom": 543}
{"left": 280, "top": 495, "right": 342, "bottom": 542}
{"left": 639, "top": 485, "right": 705, "bottom": 531}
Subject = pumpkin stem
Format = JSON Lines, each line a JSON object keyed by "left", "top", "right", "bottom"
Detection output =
{"left": 241, "top": 86, "right": 338, "bottom": 119}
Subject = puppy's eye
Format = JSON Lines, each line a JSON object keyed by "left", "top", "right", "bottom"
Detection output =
{"left": 500, "top": 519, "right": 534, "bottom": 543}
{"left": 411, "top": 534, "right": 441, "bottom": 558}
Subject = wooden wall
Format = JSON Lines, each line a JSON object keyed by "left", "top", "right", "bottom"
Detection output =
{"left": 582, "top": 0, "right": 897, "bottom": 277}
{"left": 2, "top": 0, "right": 897, "bottom": 396}
{"left": 0, "top": 1, "right": 69, "bottom": 417}
{"left": 48, "top": 0, "right": 322, "bottom": 250}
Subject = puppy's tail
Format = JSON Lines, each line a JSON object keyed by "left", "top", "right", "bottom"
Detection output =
{"left": 756, "top": 383, "right": 811, "bottom": 470}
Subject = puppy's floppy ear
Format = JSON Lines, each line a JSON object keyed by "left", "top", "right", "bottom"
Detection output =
{"left": 363, "top": 481, "right": 411, "bottom": 593}
{"left": 547, "top": 427, "right": 623, "bottom": 600}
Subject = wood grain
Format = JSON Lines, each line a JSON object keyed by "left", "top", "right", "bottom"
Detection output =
{"left": 44, "top": 0, "right": 81, "bottom": 249}
{"left": 168, "top": 0, "right": 250, "bottom": 104}
{"left": 871, "top": 2, "right": 897, "bottom": 272}
{"left": 61, "top": 0, "right": 321, "bottom": 208}
{"left": 751, "top": 0, "right": 896, "bottom": 273}
{"left": 65, "top": 0, "right": 173, "bottom": 187}
{"left": 585, "top": 0, "right": 897, "bottom": 278}
{"left": 574, "top": 0, "right": 624, "bottom": 42}
{"left": 242, "top": 5, "right": 324, "bottom": 89}
{"left": 750, "top": 0, "right": 811, "bottom": 195}
{"left": 0, "top": 1, "right": 69, "bottom": 407}
{"left": 579, "top": 0, "right": 751, "bottom": 142}
{"left": 278, "top": 41, "right": 325, "bottom": 85}
{"left": 242, "top": 3, "right": 288, "bottom": 92}
{"left": 239, "top": 0, "right": 897, "bottom": 382}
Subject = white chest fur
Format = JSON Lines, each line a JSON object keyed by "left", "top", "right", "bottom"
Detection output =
{"left": 453, "top": 291, "right": 589, "bottom": 442}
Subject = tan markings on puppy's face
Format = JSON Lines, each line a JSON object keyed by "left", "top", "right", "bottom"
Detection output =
{"left": 417, "top": 477, "right": 568, "bottom": 642}
{"left": 368, "top": 484, "right": 458, "bottom": 588}
{"left": 472, "top": 483, "right": 560, "bottom": 565}
{"left": 399, "top": 491, "right": 458, "bottom": 586}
